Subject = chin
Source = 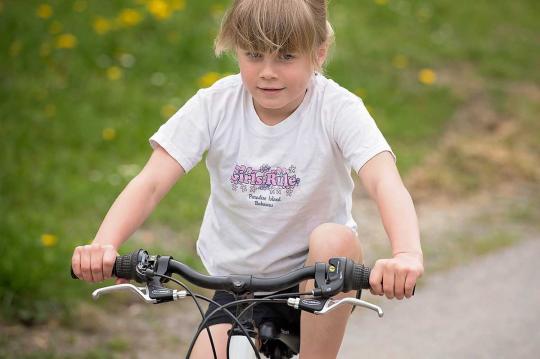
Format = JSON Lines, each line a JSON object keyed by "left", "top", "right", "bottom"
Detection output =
{"left": 254, "top": 97, "right": 287, "bottom": 110}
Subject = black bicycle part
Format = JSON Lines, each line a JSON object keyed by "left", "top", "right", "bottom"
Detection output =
{"left": 258, "top": 320, "right": 298, "bottom": 359}
{"left": 72, "top": 249, "right": 374, "bottom": 359}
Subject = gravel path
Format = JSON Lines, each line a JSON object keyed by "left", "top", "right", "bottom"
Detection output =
{"left": 339, "top": 238, "right": 540, "bottom": 358}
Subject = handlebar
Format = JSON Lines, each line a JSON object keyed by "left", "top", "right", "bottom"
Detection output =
{"left": 71, "top": 248, "right": 372, "bottom": 296}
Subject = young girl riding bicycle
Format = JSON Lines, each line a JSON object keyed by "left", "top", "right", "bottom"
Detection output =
{"left": 71, "top": 0, "right": 424, "bottom": 357}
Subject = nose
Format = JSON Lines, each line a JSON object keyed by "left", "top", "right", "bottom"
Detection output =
{"left": 259, "top": 59, "right": 277, "bottom": 80}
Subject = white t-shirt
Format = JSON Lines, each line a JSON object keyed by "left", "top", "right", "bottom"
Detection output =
{"left": 150, "top": 73, "right": 393, "bottom": 277}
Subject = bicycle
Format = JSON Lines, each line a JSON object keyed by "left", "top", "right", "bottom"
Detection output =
{"left": 71, "top": 249, "right": 385, "bottom": 358}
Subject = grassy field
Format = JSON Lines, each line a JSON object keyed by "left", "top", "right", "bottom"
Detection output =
{"left": 1, "top": 0, "right": 538, "bottom": 325}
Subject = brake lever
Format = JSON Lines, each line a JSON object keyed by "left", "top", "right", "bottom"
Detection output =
{"left": 92, "top": 283, "right": 157, "bottom": 303}
{"left": 318, "top": 297, "right": 383, "bottom": 317}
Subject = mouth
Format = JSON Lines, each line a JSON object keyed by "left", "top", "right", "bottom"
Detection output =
{"left": 258, "top": 87, "right": 285, "bottom": 92}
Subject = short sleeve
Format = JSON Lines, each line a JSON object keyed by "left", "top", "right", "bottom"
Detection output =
{"left": 333, "top": 98, "right": 395, "bottom": 173}
{"left": 149, "top": 92, "right": 210, "bottom": 173}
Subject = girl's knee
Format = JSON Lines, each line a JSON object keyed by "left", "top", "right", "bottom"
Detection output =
{"left": 308, "top": 223, "right": 362, "bottom": 261}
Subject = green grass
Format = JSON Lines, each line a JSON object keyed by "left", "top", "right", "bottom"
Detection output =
{"left": 1, "top": 0, "right": 538, "bottom": 325}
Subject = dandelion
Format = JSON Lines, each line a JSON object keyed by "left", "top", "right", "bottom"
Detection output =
{"left": 147, "top": 0, "right": 172, "bottom": 20}
{"left": 41, "top": 233, "right": 58, "bottom": 247}
{"left": 198, "top": 72, "right": 221, "bottom": 88}
{"left": 106, "top": 66, "right": 122, "bottom": 80}
{"left": 9, "top": 40, "right": 22, "bottom": 57}
{"left": 418, "top": 68, "right": 437, "bottom": 85}
{"left": 374, "top": 0, "right": 388, "bottom": 5}
{"left": 49, "top": 20, "right": 63, "bottom": 34}
{"left": 56, "top": 33, "right": 77, "bottom": 49}
{"left": 118, "top": 9, "right": 143, "bottom": 27}
{"left": 37, "top": 4, "right": 53, "bottom": 19}
{"left": 93, "top": 17, "right": 112, "bottom": 35}
{"left": 161, "top": 104, "right": 177, "bottom": 118}
{"left": 73, "top": 0, "right": 87, "bottom": 12}
{"left": 102, "top": 127, "right": 117, "bottom": 141}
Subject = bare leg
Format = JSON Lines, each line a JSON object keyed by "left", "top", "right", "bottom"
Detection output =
{"left": 299, "top": 223, "right": 362, "bottom": 359}
{"left": 190, "top": 323, "right": 232, "bottom": 359}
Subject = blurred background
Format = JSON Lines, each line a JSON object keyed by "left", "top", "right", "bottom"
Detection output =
{"left": 1, "top": 0, "right": 538, "bottom": 357}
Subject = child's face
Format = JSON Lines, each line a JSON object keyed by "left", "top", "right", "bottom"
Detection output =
{"left": 236, "top": 47, "right": 324, "bottom": 120}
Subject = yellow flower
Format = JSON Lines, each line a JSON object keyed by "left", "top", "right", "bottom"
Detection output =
{"left": 118, "top": 9, "right": 143, "bottom": 27}
{"left": 56, "top": 33, "right": 77, "bottom": 49}
{"left": 93, "top": 17, "right": 112, "bottom": 35}
{"left": 147, "top": 0, "right": 172, "bottom": 20}
{"left": 161, "top": 104, "right": 177, "bottom": 118}
{"left": 49, "top": 20, "right": 63, "bottom": 34}
{"left": 106, "top": 66, "right": 123, "bottom": 80}
{"left": 374, "top": 0, "right": 388, "bottom": 5}
{"left": 102, "top": 127, "right": 117, "bottom": 141}
{"left": 37, "top": 4, "right": 53, "bottom": 19}
{"left": 198, "top": 72, "right": 221, "bottom": 88}
{"left": 41, "top": 234, "right": 58, "bottom": 247}
{"left": 418, "top": 68, "right": 437, "bottom": 85}
{"left": 73, "top": 0, "right": 87, "bottom": 12}
{"left": 392, "top": 54, "right": 408, "bottom": 69}
{"left": 9, "top": 40, "right": 22, "bottom": 57}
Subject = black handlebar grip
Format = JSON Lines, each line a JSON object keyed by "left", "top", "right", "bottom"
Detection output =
{"left": 352, "top": 264, "right": 371, "bottom": 290}
{"left": 114, "top": 251, "right": 140, "bottom": 280}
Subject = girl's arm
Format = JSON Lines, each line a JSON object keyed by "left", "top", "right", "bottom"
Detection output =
{"left": 72, "top": 145, "right": 185, "bottom": 282}
{"left": 358, "top": 151, "right": 424, "bottom": 299}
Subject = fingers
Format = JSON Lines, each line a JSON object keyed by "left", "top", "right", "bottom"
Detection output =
{"left": 382, "top": 263, "right": 395, "bottom": 299}
{"left": 369, "top": 259, "right": 385, "bottom": 296}
{"left": 404, "top": 272, "right": 418, "bottom": 298}
{"left": 72, "top": 243, "right": 118, "bottom": 283}
{"left": 72, "top": 246, "right": 82, "bottom": 279}
{"left": 369, "top": 258, "right": 422, "bottom": 299}
{"left": 394, "top": 268, "right": 406, "bottom": 300}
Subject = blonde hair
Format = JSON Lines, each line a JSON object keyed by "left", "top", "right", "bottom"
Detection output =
{"left": 215, "top": 0, "right": 334, "bottom": 69}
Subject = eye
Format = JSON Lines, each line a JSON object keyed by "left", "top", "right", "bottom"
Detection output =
{"left": 279, "top": 53, "right": 295, "bottom": 61}
{"left": 246, "top": 52, "right": 262, "bottom": 59}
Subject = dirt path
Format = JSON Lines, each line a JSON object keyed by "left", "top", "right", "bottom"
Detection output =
{"left": 340, "top": 237, "right": 540, "bottom": 358}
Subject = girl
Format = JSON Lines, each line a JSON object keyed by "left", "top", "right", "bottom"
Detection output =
{"left": 71, "top": 0, "right": 424, "bottom": 358}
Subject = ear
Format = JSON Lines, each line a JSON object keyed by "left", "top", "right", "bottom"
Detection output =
{"left": 316, "top": 42, "right": 329, "bottom": 68}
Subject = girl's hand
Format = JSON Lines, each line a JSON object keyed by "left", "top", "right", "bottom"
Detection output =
{"left": 71, "top": 243, "right": 128, "bottom": 284}
{"left": 369, "top": 252, "right": 424, "bottom": 299}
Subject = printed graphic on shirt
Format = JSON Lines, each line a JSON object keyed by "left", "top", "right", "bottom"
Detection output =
{"left": 230, "top": 164, "right": 301, "bottom": 207}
